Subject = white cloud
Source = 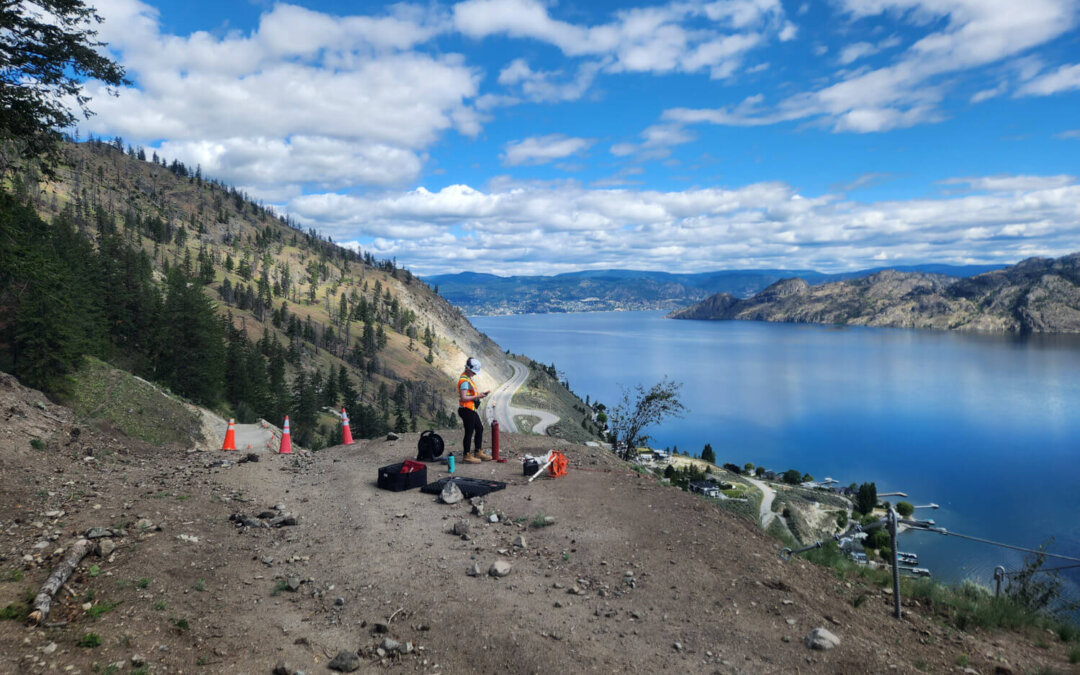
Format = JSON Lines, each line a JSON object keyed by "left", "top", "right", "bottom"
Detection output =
{"left": 661, "top": 0, "right": 1078, "bottom": 133}
{"left": 502, "top": 135, "right": 595, "bottom": 166}
{"left": 1016, "top": 63, "right": 1080, "bottom": 96}
{"left": 1056, "top": 129, "right": 1080, "bottom": 139}
{"left": 453, "top": 0, "right": 789, "bottom": 79}
{"left": 610, "top": 123, "right": 696, "bottom": 159}
{"left": 83, "top": 0, "right": 478, "bottom": 194}
{"left": 496, "top": 58, "right": 601, "bottom": 103}
{"left": 283, "top": 174, "right": 1080, "bottom": 276}
{"left": 940, "top": 175, "right": 1077, "bottom": 192}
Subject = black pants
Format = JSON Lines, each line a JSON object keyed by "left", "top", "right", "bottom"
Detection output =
{"left": 458, "top": 407, "right": 483, "bottom": 455}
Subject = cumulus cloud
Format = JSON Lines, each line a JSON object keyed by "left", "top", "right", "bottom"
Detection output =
{"left": 501, "top": 135, "right": 595, "bottom": 166}
{"left": 1016, "top": 63, "right": 1080, "bottom": 96}
{"left": 610, "top": 123, "right": 696, "bottom": 160}
{"left": 661, "top": 0, "right": 1078, "bottom": 133}
{"left": 82, "top": 0, "right": 477, "bottom": 194}
{"left": 453, "top": 0, "right": 790, "bottom": 79}
{"left": 282, "top": 174, "right": 1080, "bottom": 276}
{"left": 496, "top": 58, "right": 601, "bottom": 103}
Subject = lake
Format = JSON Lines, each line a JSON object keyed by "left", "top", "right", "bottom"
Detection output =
{"left": 472, "top": 310, "right": 1080, "bottom": 604}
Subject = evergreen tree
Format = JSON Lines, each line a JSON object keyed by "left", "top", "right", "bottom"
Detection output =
{"left": 157, "top": 267, "right": 225, "bottom": 405}
{"left": 701, "top": 443, "right": 716, "bottom": 464}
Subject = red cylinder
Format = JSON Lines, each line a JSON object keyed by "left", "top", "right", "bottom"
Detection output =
{"left": 492, "top": 419, "right": 501, "bottom": 461}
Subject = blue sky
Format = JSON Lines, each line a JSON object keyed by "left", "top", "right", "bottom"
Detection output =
{"left": 79, "top": 0, "right": 1080, "bottom": 274}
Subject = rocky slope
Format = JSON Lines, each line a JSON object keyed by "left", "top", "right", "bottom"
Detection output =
{"left": 670, "top": 254, "right": 1080, "bottom": 333}
{"left": 1, "top": 372, "right": 1075, "bottom": 674}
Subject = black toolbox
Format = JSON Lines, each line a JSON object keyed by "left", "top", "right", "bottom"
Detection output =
{"left": 377, "top": 461, "right": 428, "bottom": 492}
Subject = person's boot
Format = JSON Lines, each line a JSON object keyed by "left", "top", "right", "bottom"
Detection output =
{"left": 475, "top": 449, "right": 492, "bottom": 461}
{"left": 462, "top": 452, "right": 481, "bottom": 464}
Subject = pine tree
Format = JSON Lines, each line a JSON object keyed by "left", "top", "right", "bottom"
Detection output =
{"left": 157, "top": 267, "right": 225, "bottom": 405}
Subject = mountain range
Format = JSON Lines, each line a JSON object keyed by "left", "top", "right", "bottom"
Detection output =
{"left": 669, "top": 254, "right": 1080, "bottom": 334}
{"left": 424, "top": 265, "right": 1004, "bottom": 315}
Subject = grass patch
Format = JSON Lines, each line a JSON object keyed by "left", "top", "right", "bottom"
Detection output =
{"left": 77, "top": 633, "right": 102, "bottom": 648}
{"left": 30, "top": 439, "right": 45, "bottom": 450}
{"left": 87, "top": 601, "right": 119, "bottom": 619}
{"left": 88, "top": 564, "right": 102, "bottom": 577}
{"left": 152, "top": 599, "right": 167, "bottom": 610}
{"left": 0, "top": 602, "right": 30, "bottom": 621}
{"left": 171, "top": 616, "right": 190, "bottom": 631}
{"left": 175, "top": 494, "right": 190, "bottom": 501}
{"left": 955, "top": 654, "right": 970, "bottom": 667}
{"left": 2, "top": 568, "right": 23, "bottom": 582}
{"left": 271, "top": 580, "right": 289, "bottom": 596}
{"left": 193, "top": 579, "right": 206, "bottom": 592}
{"left": 1068, "top": 646, "right": 1079, "bottom": 664}
{"left": 530, "top": 512, "right": 553, "bottom": 528}
{"left": 136, "top": 577, "right": 151, "bottom": 589}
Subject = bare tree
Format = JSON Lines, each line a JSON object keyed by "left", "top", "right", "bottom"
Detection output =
{"left": 609, "top": 377, "right": 685, "bottom": 460}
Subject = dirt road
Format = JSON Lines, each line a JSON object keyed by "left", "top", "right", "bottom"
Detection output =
{"left": 744, "top": 474, "right": 778, "bottom": 528}
{"left": 486, "top": 359, "right": 559, "bottom": 434}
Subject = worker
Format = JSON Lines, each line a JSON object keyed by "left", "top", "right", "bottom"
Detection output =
{"left": 457, "top": 357, "right": 491, "bottom": 463}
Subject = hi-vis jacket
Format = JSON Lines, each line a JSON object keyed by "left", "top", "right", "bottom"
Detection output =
{"left": 458, "top": 373, "right": 478, "bottom": 410}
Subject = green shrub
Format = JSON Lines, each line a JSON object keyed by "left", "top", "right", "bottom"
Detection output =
{"left": 1068, "top": 647, "right": 1079, "bottom": 664}
{"left": 896, "top": 501, "right": 914, "bottom": 517}
{"left": 88, "top": 564, "right": 101, "bottom": 577}
{"left": 77, "top": 633, "right": 102, "bottom": 648}
{"left": 152, "top": 600, "right": 167, "bottom": 610}
{"left": 171, "top": 617, "right": 190, "bottom": 631}
{"left": 30, "top": 439, "right": 45, "bottom": 450}
{"left": 136, "top": 577, "right": 151, "bottom": 589}
{"left": 0, "top": 602, "right": 30, "bottom": 621}
{"left": 87, "top": 601, "right": 119, "bottom": 618}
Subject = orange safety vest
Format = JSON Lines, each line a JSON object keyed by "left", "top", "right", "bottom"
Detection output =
{"left": 458, "top": 373, "right": 478, "bottom": 410}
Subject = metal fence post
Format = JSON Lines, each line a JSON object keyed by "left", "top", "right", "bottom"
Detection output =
{"left": 888, "top": 508, "right": 901, "bottom": 619}
{"left": 993, "top": 566, "right": 1005, "bottom": 597}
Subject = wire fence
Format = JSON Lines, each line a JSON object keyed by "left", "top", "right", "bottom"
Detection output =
{"left": 781, "top": 510, "right": 1080, "bottom": 620}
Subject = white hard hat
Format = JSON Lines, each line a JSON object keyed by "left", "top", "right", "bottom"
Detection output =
{"left": 466, "top": 357, "right": 481, "bottom": 373}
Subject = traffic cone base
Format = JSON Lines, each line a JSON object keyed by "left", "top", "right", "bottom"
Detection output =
{"left": 221, "top": 419, "right": 237, "bottom": 451}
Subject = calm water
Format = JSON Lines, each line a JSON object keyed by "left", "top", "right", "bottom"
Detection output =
{"left": 473, "top": 310, "right": 1080, "bottom": 601}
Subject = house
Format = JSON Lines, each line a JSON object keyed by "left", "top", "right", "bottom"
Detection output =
{"left": 689, "top": 480, "right": 722, "bottom": 498}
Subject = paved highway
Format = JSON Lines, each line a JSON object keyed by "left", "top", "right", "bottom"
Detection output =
{"left": 483, "top": 359, "right": 560, "bottom": 435}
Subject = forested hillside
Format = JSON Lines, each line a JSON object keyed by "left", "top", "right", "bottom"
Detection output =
{"left": 1, "top": 139, "right": 517, "bottom": 447}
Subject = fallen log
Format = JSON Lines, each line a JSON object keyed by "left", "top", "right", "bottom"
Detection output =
{"left": 28, "top": 538, "right": 93, "bottom": 624}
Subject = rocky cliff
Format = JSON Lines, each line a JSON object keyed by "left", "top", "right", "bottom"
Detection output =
{"left": 670, "top": 254, "right": 1080, "bottom": 333}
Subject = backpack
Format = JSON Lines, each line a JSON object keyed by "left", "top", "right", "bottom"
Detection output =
{"left": 416, "top": 430, "right": 445, "bottom": 461}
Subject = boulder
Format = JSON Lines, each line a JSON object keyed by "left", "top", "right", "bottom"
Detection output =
{"left": 805, "top": 627, "right": 840, "bottom": 651}
{"left": 489, "top": 560, "right": 512, "bottom": 577}
{"left": 95, "top": 539, "right": 116, "bottom": 558}
{"left": 440, "top": 482, "right": 464, "bottom": 505}
{"left": 327, "top": 650, "right": 360, "bottom": 672}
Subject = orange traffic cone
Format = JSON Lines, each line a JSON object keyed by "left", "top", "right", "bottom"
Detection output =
{"left": 278, "top": 416, "right": 292, "bottom": 454}
{"left": 221, "top": 419, "right": 237, "bottom": 451}
{"left": 341, "top": 408, "right": 354, "bottom": 446}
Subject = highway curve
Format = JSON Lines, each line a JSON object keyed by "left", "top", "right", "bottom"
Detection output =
{"left": 484, "top": 359, "right": 560, "bottom": 435}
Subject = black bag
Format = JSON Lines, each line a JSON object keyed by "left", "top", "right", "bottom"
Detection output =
{"left": 420, "top": 477, "right": 506, "bottom": 499}
{"left": 416, "top": 430, "right": 445, "bottom": 461}
{"left": 377, "top": 461, "right": 428, "bottom": 492}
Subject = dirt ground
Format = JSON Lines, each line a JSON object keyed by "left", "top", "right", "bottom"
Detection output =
{"left": 1, "top": 372, "right": 1078, "bottom": 674}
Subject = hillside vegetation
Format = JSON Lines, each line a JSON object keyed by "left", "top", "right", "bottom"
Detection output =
{"left": 2, "top": 140, "right": 593, "bottom": 448}
{"left": 670, "top": 255, "right": 1080, "bottom": 333}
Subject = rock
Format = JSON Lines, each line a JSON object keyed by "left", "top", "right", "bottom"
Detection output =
{"left": 542, "top": 516, "right": 556, "bottom": 526}
{"left": 488, "top": 513, "right": 499, "bottom": 523}
{"left": 268, "top": 514, "right": 298, "bottom": 527}
{"left": 327, "top": 650, "right": 361, "bottom": 672}
{"left": 402, "top": 642, "right": 414, "bottom": 654}
{"left": 381, "top": 638, "right": 400, "bottom": 653}
{"left": 805, "top": 628, "right": 840, "bottom": 651}
{"left": 386, "top": 432, "right": 400, "bottom": 441}
{"left": 335, "top": 597, "right": 345, "bottom": 606}
{"left": 95, "top": 539, "right": 116, "bottom": 557}
{"left": 467, "top": 563, "right": 482, "bottom": 577}
{"left": 42, "top": 643, "right": 57, "bottom": 655}
{"left": 673, "top": 642, "right": 683, "bottom": 651}
{"left": 86, "top": 527, "right": 110, "bottom": 539}
{"left": 257, "top": 510, "right": 278, "bottom": 519}
{"left": 131, "top": 655, "right": 146, "bottom": 667}
{"left": 272, "top": 659, "right": 291, "bottom": 675}
{"left": 262, "top": 556, "right": 274, "bottom": 566}
{"left": 452, "top": 520, "right": 471, "bottom": 536}
{"left": 469, "top": 497, "right": 484, "bottom": 515}
{"left": 440, "top": 482, "right": 464, "bottom": 505}
{"left": 239, "top": 453, "right": 260, "bottom": 463}
{"left": 135, "top": 518, "right": 154, "bottom": 531}
{"left": 513, "top": 535, "right": 527, "bottom": 548}
{"left": 371, "top": 622, "right": 390, "bottom": 634}
{"left": 287, "top": 576, "right": 301, "bottom": 592}
{"left": 489, "top": 560, "right": 512, "bottom": 577}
